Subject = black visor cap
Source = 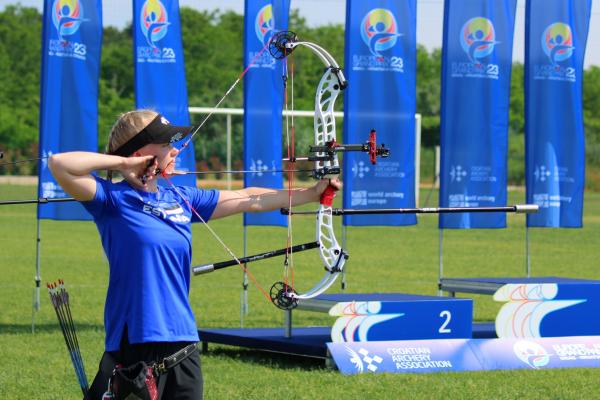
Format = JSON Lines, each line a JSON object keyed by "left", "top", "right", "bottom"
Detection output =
{"left": 110, "top": 114, "right": 193, "bottom": 157}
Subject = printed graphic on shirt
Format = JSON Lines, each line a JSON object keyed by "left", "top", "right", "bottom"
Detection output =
{"left": 142, "top": 200, "right": 190, "bottom": 223}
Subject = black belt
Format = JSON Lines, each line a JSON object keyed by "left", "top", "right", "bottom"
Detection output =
{"left": 153, "top": 343, "right": 198, "bottom": 375}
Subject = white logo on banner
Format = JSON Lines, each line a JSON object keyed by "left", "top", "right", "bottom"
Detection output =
{"left": 345, "top": 346, "right": 383, "bottom": 373}
{"left": 534, "top": 165, "right": 552, "bottom": 182}
{"left": 358, "top": 348, "right": 383, "bottom": 372}
{"left": 513, "top": 340, "right": 551, "bottom": 369}
{"left": 450, "top": 165, "right": 467, "bottom": 182}
{"left": 352, "top": 160, "right": 370, "bottom": 179}
{"left": 249, "top": 159, "right": 275, "bottom": 177}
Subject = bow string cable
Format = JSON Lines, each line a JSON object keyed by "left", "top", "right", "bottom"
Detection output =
{"left": 283, "top": 47, "right": 296, "bottom": 295}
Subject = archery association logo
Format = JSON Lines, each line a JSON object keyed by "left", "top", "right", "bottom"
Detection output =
{"left": 352, "top": 8, "right": 404, "bottom": 73}
{"left": 48, "top": 0, "right": 88, "bottom": 60}
{"left": 137, "top": 0, "right": 176, "bottom": 64}
{"left": 513, "top": 340, "right": 551, "bottom": 369}
{"left": 451, "top": 17, "right": 499, "bottom": 80}
{"left": 533, "top": 22, "right": 576, "bottom": 82}
{"left": 346, "top": 347, "right": 383, "bottom": 373}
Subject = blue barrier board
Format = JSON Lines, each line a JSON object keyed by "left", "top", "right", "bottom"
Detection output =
{"left": 328, "top": 336, "right": 600, "bottom": 374}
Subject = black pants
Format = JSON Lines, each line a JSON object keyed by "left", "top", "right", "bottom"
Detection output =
{"left": 88, "top": 334, "right": 203, "bottom": 400}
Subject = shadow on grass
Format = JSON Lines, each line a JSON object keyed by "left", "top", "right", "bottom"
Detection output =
{"left": 202, "top": 345, "right": 329, "bottom": 371}
{"left": 0, "top": 322, "right": 104, "bottom": 334}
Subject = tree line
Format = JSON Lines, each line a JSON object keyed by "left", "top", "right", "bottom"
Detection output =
{"left": 1, "top": 5, "right": 600, "bottom": 187}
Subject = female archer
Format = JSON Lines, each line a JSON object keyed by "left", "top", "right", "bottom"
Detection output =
{"left": 49, "top": 109, "right": 340, "bottom": 400}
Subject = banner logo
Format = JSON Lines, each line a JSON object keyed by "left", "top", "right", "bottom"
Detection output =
{"left": 451, "top": 17, "right": 499, "bottom": 80}
{"left": 248, "top": 5, "right": 277, "bottom": 69}
{"left": 140, "top": 0, "right": 170, "bottom": 49}
{"left": 255, "top": 4, "right": 274, "bottom": 45}
{"left": 48, "top": 0, "right": 88, "bottom": 60}
{"left": 460, "top": 17, "right": 497, "bottom": 64}
{"left": 360, "top": 8, "right": 401, "bottom": 58}
{"left": 513, "top": 340, "right": 551, "bottom": 369}
{"left": 542, "top": 23, "right": 574, "bottom": 66}
{"left": 352, "top": 8, "right": 404, "bottom": 72}
{"left": 137, "top": 0, "right": 176, "bottom": 63}
{"left": 533, "top": 22, "right": 576, "bottom": 82}
{"left": 52, "top": 0, "right": 86, "bottom": 41}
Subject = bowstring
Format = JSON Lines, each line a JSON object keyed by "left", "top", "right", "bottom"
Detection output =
{"left": 283, "top": 50, "right": 296, "bottom": 293}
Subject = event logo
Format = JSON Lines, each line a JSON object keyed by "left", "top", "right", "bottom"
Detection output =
{"left": 52, "top": 0, "right": 86, "bottom": 42}
{"left": 137, "top": 0, "right": 176, "bottom": 63}
{"left": 360, "top": 8, "right": 401, "bottom": 58}
{"left": 352, "top": 8, "right": 403, "bottom": 72}
{"left": 48, "top": 0, "right": 88, "bottom": 60}
{"left": 248, "top": 5, "right": 277, "bottom": 69}
{"left": 513, "top": 340, "right": 551, "bottom": 369}
{"left": 255, "top": 4, "right": 275, "bottom": 45}
{"left": 542, "top": 23, "right": 574, "bottom": 66}
{"left": 460, "top": 17, "right": 497, "bottom": 64}
{"left": 451, "top": 17, "right": 499, "bottom": 80}
{"left": 533, "top": 23, "right": 576, "bottom": 82}
{"left": 140, "top": 0, "right": 170, "bottom": 49}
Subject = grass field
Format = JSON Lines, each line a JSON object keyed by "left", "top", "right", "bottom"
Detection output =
{"left": 1, "top": 182, "right": 600, "bottom": 399}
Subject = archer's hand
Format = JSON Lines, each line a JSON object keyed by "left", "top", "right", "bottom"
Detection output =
{"left": 313, "top": 178, "right": 342, "bottom": 201}
{"left": 119, "top": 155, "right": 157, "bottom": 188}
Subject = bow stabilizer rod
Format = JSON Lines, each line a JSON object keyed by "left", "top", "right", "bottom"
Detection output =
{"left": 281, "top": 204, "right": 539, "bottom": 216}
{"left": 0, "top": 197, "right": 75, "bottom": 206}
{"left": 192, "top": 241, "right": 320, "bottom": 275}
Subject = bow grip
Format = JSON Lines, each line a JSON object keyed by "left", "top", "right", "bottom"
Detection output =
{"left": 320, "top": 185, "right": 337, "bottom": 207}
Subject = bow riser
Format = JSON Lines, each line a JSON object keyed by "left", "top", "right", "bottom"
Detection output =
{"left": 314, "top": 69, "right": 342, "bottom": 180}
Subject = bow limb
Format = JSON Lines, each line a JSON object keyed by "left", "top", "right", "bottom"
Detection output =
{"left": 270, "top": 33, "right": 348, "bottom": 308}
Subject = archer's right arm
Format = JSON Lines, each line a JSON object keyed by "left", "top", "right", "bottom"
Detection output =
{"left": 48, "top": 152, "right": 154, "bottom": 201}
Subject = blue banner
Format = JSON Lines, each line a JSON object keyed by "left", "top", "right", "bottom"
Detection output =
{"left": 37, "top": 0, "right": 102, "bottom": 221}
{"left": 329, "top": 336, "right": 600, "bottom": 374}
{"left": 243, "top": 0, "right": 289, "bottom": 227}
{"left": 133, "top": 0, "right": 195, "bottom": 186}
{"left": 525, "top": 0, "right": 591, "bottom": 227}
{"left": 439, "top": 0, "right": 517, "bottom": 229}
{"left": 342, "top": 0, "right": 417, "bottom": 226}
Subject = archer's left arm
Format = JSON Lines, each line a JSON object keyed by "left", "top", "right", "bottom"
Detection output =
{"left": 210, "top": 179, "right": 340, "bottom": 219}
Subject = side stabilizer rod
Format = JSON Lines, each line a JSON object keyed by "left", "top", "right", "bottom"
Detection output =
{"left": 192, "top": 241, "right": 320, "bottom": 275}
{"left": 0, "top": 197, "right": 75, "bottom": 206}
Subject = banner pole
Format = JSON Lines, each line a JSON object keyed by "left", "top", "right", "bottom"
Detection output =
{"left": 227, "top": 114, "right": 232, "bottom": 191}
{"left": 526, "top": 226, "right": 531, "bottom": 277}
{"left": 415, "top": 114, "right": 421, "bottom": 207}
{"left": 241, "top": 225, "right": 249, "bottom": 327}
{"left": 32, "top": 218, "right": 41, "bottom": 333}
{"left": 438, "top": 229, "right": 444, "bottom": 296}
{"left": 341, "top": 225, "right": 347, "bottom": 291}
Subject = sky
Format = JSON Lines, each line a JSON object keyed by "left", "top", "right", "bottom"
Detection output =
{"left": 2, "top": 0, "right": 599, "bottom": 67}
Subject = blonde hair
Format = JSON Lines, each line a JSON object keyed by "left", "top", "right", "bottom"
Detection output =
{"left": 106, "top": 109, "right": 158, "bottom": 180}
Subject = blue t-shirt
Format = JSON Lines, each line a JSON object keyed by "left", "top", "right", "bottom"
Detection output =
{"left": 82, "top": 176, "right": 219, "bottom": 351}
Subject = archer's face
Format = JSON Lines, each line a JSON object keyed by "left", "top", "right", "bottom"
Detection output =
{"left": 137, "top": 143, "right": 179, "bottom": 175}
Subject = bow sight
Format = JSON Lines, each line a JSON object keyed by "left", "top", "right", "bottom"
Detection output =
{"left": 283, "top": 129, "right": 390, "bottom": 179}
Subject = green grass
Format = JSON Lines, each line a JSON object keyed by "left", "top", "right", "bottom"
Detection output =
{"left": 1, "top": 183, "right": 600, "bottom": 399}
